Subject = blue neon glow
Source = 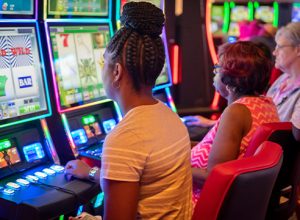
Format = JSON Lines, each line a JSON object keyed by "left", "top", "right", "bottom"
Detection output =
{"left": 71, "top": 129, "right": 88, "bottom": 145}
{"left": 23, "top": 142, "right": 45, "bottom": 162}
{"left": 228, "top": 36, "right": 237, "bottom": 43}
{"left": 102, "top": 119, "right": 116, "bottom": 134}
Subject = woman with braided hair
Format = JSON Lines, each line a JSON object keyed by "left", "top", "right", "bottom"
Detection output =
{"left": 66, "top": 2, "right": 192, "bottom": 220}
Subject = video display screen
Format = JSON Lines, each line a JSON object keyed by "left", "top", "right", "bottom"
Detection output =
{"left": 0, "top": 147, "right": 21, "bottom": 168}
{"left": 211, "top": 5, "right": 224, "bottom": 35}
{"left": 0, "top": 26, "right": 48, "bottom": 123}
{"left": 228, "top": 22, "right": 240, "bottom": 37}
{"left": 48, "top": 0, "right": 109, "bottom": 17}
{"left": 23, "top": 142, "right": 45, "bottom": 162}
{"left": 48, "top": 24, "right": 110, "bottom": 110}
{"left": 83, "top": 122, "right": 102, "bottom": 138}
{"left": 230, "top": 6, "right": 249, "bottom": 22}
{"left": 0, "top": 0, "right": 33, "bottom": 15}
{"left": 255, "top": 6, "right": 274, "bottom": 24}
{"left": 155, "top": 63, "right": 170, "bottom": 87}
{"left": 292, "top": 4, "right": 300, "bottom": 22}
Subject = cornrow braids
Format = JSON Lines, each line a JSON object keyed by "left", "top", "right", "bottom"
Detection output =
{"left": 106, "top": 27, "right": 132, "bottom": 61}
{"left": 105, "top": 1, "right": 166, "bottom": 92}
{"left": 121, "top": 2, "right": 165, "bottom": 37}
{"left": 125, "top": 32, "right": 142, "bottom": 91}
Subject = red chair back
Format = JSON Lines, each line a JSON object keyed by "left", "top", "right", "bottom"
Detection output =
{"left": 244, "top": 122, "right": 292, "bottom": 157}
{"left": 192, "top": 141, "right": 283, "bottom": 220}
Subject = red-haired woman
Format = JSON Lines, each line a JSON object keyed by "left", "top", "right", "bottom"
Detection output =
{"left": 191, "top": 41, "right": 280, "bottom": 205}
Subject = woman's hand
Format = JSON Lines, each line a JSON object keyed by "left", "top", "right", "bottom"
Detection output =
{"left": 64, "top": 159, "right": 91, "bottom": 180}
{"left": 69, "top": 212, "right": 102, "bottom": 220}
{"left": 183, "top": 115, "right": 216, "bottom": 127}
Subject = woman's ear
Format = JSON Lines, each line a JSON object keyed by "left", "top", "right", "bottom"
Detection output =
{"left": 113, "top": 62, "right": 123, "bottom": 83}
{"left": 296, "top": 45, "right": 300, "bottom": 56}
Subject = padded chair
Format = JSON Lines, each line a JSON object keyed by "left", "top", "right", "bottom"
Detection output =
{"left": 244, "top": 122, "right": 292, "bottom": 157}
{"left": 192, "top": 141, "right": 283, "bottom": 220}
{"left": 244, "top": 122, "right": 300, "bottom": 219}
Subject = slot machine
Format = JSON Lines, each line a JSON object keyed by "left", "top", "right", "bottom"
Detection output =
{"left": 0, "top": 1, "right": 99, "bottom": 219}
{"left": 226, "top": 2, "right": 251, "bottom": 42}
{"left": 254, "top": 1, "right": 278, "bottom": 27}
{"left": 292, "top": 2, "right": 300, "bottom": 22}
{"left": 41, "top": 0, "right": 121, "bottom": 167}
{"left": 115, "top": 0, "right": 177, "bottom": 112}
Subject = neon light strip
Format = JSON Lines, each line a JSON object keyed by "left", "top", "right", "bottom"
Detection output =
{"left": 94, "top": 192, "right": 105, "bottom": 208}
{"left": 108, "top": 0, "right": 112, "bottom": 20}
{"left": 273, "top": 2, "right": 279, "bottom": 27}
{"left": 43, "top": 0, "right": 112, "bottom": 20}
{"left": 40, "top": 119, "right": 60, "bottom": 164}
{"left": 223, "top": 2, "right": 230, "bottom": 33}
{"left": 35, "top": 0, "right": 38, "bottom": 20}
{"left": 0, "top": 21, "right": 52, "bottom": 129}
{"left": 161, "top": 0, "right": 165, "bottom": 13}
{"left": 0, "top": 19, "right": 36, "bottom": 23}
{"left": 165, "top": 87, "right": 177, "bottom": 113}
{"left": 205, "top": 0, "right": 217, "bottom": 64}
{"left": 153, "top": 27, "right": 173, "bottom": 91}
{"left": 248, "top": 2, "right": 254, "bottom": 20}
{"left": 205, "top": 0, "right": 221, "bottom": 110}
{"left": 211, "top": 93, "right": 220, "bottom": 110}
{"left": 171, "top": 44, "right": 180, "bottom": 85}
{"left": 43, "top": 0, "right": 47, "bottom": 20}
{"left": 36, "top": 22, "right": 52, "bottom": 117}
{"left": 61, "top": 113, "right": 78, "bottom": 156}
{"left": 45, "top": 18, "right": 111, "bottom": 23}
{"left": 77, "top": 205, "right": 83, "bottom": 216}
{"left": 45, "top": 19, "right": 113, "bottom": 113}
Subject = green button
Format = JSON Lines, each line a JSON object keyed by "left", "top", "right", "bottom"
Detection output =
{"left": 0, "top": 75, "right": 8, "bottom": 97}
{"left": 0, "top": 139, "right": 11, "bottom": 151}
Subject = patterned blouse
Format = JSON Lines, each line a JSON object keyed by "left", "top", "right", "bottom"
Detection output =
{"left": 191, "top": 96, "right": 280, "bottom": 205}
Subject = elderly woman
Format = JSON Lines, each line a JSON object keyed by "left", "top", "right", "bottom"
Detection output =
{"left": 191, "top": 41, "right": 280, "bottom": 205}
{"left": 267, "top": 22, "right": 300, "bottom": 129}
{"left": 266, "top": 22, "right": 300, "bottom": 220}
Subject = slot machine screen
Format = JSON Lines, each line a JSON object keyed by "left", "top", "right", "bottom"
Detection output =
{"left": 228, "top": 5, "right": 249, "bottom": 37}
{"left": 255, "top": 6, "right": 274, "bottom": 24}
{"left": 154, "top": 64, "right": 170, "bottom": 88}
{"left": 230, "top": 6, "right": 248, "bottom": 22}
{"left": 0, "top": 0, "right": 33, "bottom": 15}
{"left": 228, "top": 22, "right": 240, "bottom": 37}
{"left": 0, "top": 139, "right": 21, "bottom": 168}
{"left": 228, "top": 6, "right": 248, "bottom": 37}
{"left": 292, "top": 3, "right": 300, "bottom": 22}
{"left": 211, "top": 5, "right": 224, "bottom": 35}
{"left": 48, "top": 0, "right": 109, "bottom": 17}
{"left": 48, "top": 24, "right": 111, "bottom": 111}
{"left": 0, "top": 25, "right": 49, "bottom": 126}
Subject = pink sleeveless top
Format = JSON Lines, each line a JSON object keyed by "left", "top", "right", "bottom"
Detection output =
{"left": 191, "top": 96, "right": 279, "bottom": 204}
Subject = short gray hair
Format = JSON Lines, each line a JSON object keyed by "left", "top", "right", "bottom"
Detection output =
{"left": 276, "top": 22, "right": 300, "bottom": 45}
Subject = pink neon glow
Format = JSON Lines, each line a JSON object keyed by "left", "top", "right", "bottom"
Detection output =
{"left": 171, "top": 44, "right": 180, "bottom": 85}
{"left": 206, "top": 0, "right": 220, "bottom": 109}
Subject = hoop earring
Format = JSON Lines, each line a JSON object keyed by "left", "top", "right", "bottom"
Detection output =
{"left": 112, "top": 80, "right": 120, "bottom": 89}
{"left": 226, "top": 85, "right": 236, "bottom": 93}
